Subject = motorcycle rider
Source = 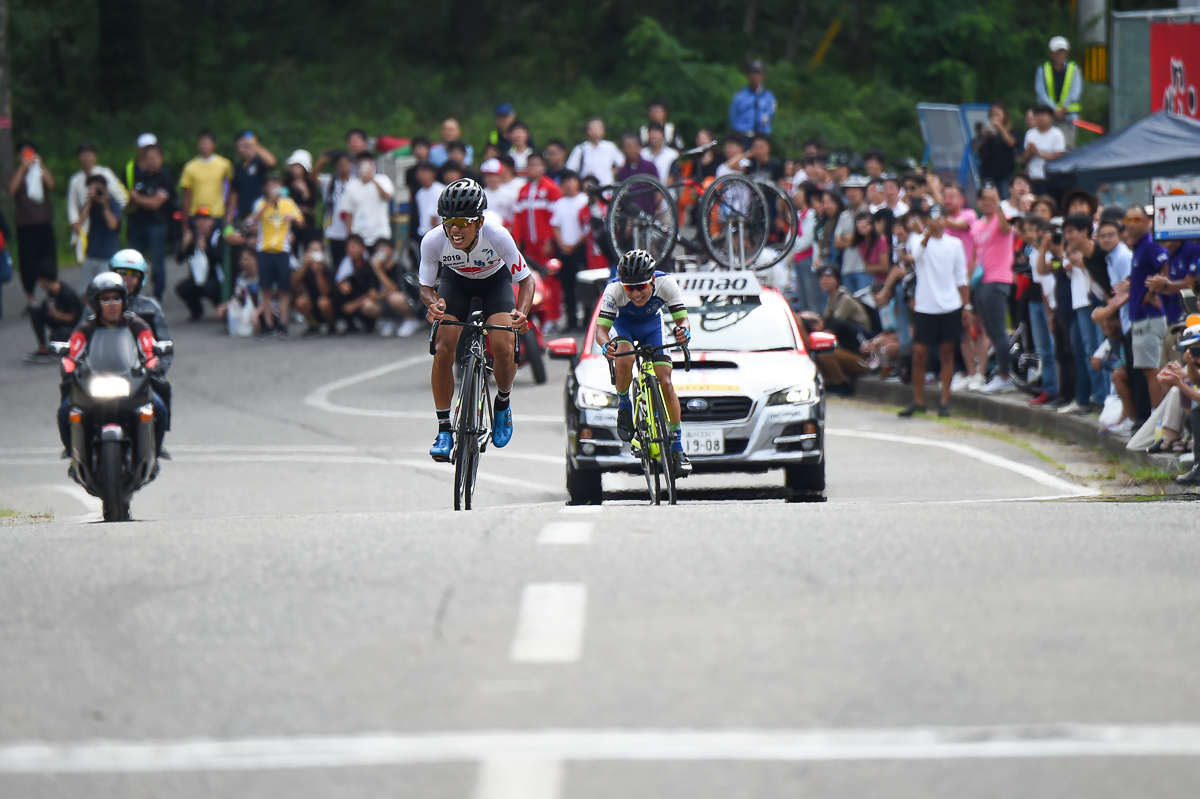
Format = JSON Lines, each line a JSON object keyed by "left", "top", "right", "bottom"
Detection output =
{"left": 58, "top": 273, "right": 168, "bottom": 465}
{"left": 108, "top": 249, "right": 173, "bottom": 455}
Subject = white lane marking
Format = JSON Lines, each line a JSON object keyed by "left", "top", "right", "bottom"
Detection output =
{"left": 303, "top": 356, "right": 562, "bottom": 423}
{"left": 559, "top": 506, "right": 602, "bottom": 515}
{"left": 826, "top": 428, "right": 1098, "bottom": 498}
{"left": 537, "top": 522, "right": 593, "bottom": 545}
{"left": 10, "top": 725, "right": 1200, "bottom": 772}
{"left": 48, "top": 485, "right": 102, "bottom": 524}
{"left": 473, "top": 756, "right": 563, "bottom": 799}
{"left": 509, "top": 583, "right": 587, "bottom": 664}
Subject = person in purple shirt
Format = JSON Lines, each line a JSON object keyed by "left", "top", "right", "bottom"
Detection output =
{"left": 615, "top": 132, "right": 662, "bottom": 216}
{"left": 1147, "top": 238, "right": 1200, "bottom": 325}
{"left": 1125, "top": 205, "right": 1170, "bottom": 411}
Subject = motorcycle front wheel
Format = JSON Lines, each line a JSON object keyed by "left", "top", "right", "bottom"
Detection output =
{"left": 99, "top": 439, "right": 128, "bottom": 522}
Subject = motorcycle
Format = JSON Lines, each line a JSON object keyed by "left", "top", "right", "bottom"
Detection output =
{"left": 517, "top": 266, "right": 550, "bottom": 385}
{"left": 51, "top": 330, "right": 173, "bottom": 522}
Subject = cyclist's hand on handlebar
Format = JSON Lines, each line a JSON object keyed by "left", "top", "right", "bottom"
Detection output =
{"left": 603, "top": 340, "right": 618, "bottom": 361}
{"left": 509, "top": 309, "right": 529, "bottom": 334}
{"left": 426, "top": 298, "right": 446, "bottom": 323}
{"left": 674, "top": 326, "right": 691, "bottom": 344}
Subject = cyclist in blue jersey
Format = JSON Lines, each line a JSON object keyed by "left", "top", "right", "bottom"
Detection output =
{"left": 593, "top": 249, "right": 693, "bottom": 475}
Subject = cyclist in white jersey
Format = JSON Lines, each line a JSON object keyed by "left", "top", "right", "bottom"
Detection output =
{"left": 420, "top": 178, "right": 534, "bottom": 461}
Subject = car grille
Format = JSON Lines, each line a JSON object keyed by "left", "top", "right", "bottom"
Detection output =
{"left": 680, "top": 396, "right": 753, "bottom": 422}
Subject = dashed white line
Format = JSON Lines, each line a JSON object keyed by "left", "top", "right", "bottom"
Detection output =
{"left": 508, "top": 583, "right": 587, "bottom": 664}
{"left": 473, "top": 756, "right": 563, "bottom": 799}
{"left": 9, "top": 725, "right": 1200, "bottom": 773}
{"left": 537, "top": 522, "right": 593, "bottom": 545}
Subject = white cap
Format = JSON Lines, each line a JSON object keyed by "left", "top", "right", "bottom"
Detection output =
{"left": 137, "top": 133, "right": 157, "bottom": 148}
{"left": 286, "top": 149, "right": 313, "bottom": 172}
{"left": 479, "top": 158, "right": 503, "bottom": 175}
{"left": 1049, "top": 36, "right": 1069, "bottom": 52}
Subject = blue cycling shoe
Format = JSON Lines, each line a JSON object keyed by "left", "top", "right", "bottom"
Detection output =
{"left": 493, "top": 407, "right": 514, "bottom": 448}
{"left": 429, "top": 431, "right": 453, "bottom": 462}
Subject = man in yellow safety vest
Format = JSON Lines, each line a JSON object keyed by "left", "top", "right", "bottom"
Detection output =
{"left": 1035, "top": 36, "right": 1083, "bottom": 150}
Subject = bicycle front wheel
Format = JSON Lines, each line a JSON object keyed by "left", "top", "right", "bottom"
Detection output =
{"left": 700, "top": 174, "right": 768, "bottom": 270}
{"left": 754, "top": 180, "right": 798, "bottom": 271}
{"left": 453, "top": 356, "right": 478, "bottom": 511}
{"left": 607, "top": 176, "right": 679, "bottom": 264}
{"left": 646, "top": 374, "right": 677, "bottom": 506}
{"left": 633, "top": 381, "right": 659, "bottom": 505}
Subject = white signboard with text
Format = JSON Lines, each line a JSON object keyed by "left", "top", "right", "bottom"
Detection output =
{"left": 1153, "top": 194, "right": 1200, "bottom": 241}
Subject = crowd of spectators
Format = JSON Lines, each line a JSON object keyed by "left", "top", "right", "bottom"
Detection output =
{"left": 7, "top": 35, "right": 1200, "bottom": 483}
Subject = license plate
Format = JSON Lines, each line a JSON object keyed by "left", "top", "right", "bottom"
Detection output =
{"left": 682, "top": 427, "right": 725, "bottom": 456}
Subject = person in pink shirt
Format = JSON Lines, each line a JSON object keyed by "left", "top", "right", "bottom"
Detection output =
{"left": 938, "top": 180, "right": 985, "bottom": 389}
{"left": 969, "top": 184, "right": 1015, "bottom": 393}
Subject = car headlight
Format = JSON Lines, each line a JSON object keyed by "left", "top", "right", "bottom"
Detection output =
{"left": 89, "top": 375, "right": 132, "bottom": 399}
{"left": 577, "top": 387, "right": 618, "bottom": 408}
{"left": 767, "top": 385, "right": 814, "bottom": 405}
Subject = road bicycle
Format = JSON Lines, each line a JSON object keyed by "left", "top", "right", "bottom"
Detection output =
{"left": 428, "top": 311, "right": 520, "bottom": 511}
{"left": 601, "top": 142, "right": 796, "bottom": 273}
{"left": 606, "top": 339, "right": 691, "bottom": 506}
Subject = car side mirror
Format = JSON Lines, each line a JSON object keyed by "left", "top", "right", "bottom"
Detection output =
{"left": 547, "top": 337, "right": 578, "bottom": 360}
{"left": 48, "top": 341, "right": 70, "bottom": 357}
{"left": 153, "top": 340, "right": 174, "bottom": 357}
{"left": 808, "top": 331, "right": 837, "bottom": 352}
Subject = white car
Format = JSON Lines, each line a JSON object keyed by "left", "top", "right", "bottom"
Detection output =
{"left": 550, "top": 273, "right": 834, "bottom": 504}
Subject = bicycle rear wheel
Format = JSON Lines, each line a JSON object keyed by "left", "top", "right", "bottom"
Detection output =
{"left": 453, "top": 356, "right": 478, "bottom": 511}
{"left": 646, "top": 374, "right": 677, "bottom": 506}
{"left": 753, "top": 180, "right": 798, "bottom": 271}
{"left": 607, "top": 176, "right": 679, "bottom": 264}
{"left": 700, "top": 174, "right": 768, "bottom": 270}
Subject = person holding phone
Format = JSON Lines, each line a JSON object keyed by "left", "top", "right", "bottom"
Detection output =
{"left": 78, "top": 175, "right": 122, "bottom": 289}
{"left": 8, "top": 140, "right": 57, "bottom": 307}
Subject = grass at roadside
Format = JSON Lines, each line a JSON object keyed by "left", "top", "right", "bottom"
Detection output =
{"left": 0, "top": 507, "right": 53, "bottom": 525}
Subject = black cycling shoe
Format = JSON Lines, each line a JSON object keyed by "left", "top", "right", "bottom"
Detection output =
{"left": 617, "top": 406, "right": 634, "bottom": 442}
{"left": 673, "top": 448, "right": 693, "bottom": 476}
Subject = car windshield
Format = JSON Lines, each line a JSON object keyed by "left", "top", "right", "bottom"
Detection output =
{"left": 84, "top": 327, "right": 141, "bottom": 375}
{"left": 588, "top": 296, "right": 797, "bottom": 355}
{"left": 679, "top": 297, "right": 797, "bottom": 352}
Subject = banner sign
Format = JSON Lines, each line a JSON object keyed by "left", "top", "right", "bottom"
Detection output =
{"left": 1153, "top": 194, "right": 1200, "bottom": 241}
{"left": 1151, "top": 22, "right": 1200, "bottom": 119}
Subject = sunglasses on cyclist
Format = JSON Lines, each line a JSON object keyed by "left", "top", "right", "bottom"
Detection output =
{"left": 621, "top": 282, "right": 652, "bottom": 293}
{"left": 441, "top": 216, "right": 479, "bottom": 228}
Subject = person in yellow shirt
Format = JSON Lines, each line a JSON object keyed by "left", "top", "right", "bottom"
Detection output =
{"left": 247, "top": 172, "right": 304, "bottom": 338}
{"left": 179, "top": 128, "right": 234, "bottom": 236}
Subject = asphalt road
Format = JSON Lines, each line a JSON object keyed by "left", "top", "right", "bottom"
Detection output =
{"left": 2, "top": 276, "right": 1199, "bottom": 798}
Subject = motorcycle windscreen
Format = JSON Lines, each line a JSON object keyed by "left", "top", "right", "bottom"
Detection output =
{"left": 84, "top": 327, "right": 141, "bottom": 375}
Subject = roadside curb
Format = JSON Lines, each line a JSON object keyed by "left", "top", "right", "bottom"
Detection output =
{"left": 851, "top": 377, "right": 1182, "bottom": 474}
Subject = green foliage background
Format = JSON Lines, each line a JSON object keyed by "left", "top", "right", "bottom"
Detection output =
{"left": 9, "top": 0, "right": 1149, "bottom": 209}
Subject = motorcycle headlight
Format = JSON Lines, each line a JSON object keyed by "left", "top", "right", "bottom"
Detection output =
{"left": 577, "top": 387, "right": 618, "bottom": 408}
{"left": 767, "top": 385, "right": 815, "bottom": 405}
{"left": 89, "top": 375, "right": 132, "bottom": 399}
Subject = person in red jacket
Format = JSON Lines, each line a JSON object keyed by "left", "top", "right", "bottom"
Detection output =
{"left": 59, "top": 273, "right": 167, "bottom": 457}
{"left": 512, "top": 153, "right": 562, "bottom": 268}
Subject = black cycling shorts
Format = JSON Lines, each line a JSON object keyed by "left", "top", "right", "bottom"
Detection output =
{"left": 437, "top": 268, "right": 515, "bottom": 321}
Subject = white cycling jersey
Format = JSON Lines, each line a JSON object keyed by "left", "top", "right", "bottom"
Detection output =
{"left": 418, "top": 219, "right": 531, "bottom": 287}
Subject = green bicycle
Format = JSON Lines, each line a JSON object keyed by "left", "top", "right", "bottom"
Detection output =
{"left": 607, "top": 341, "right": 691, "bottom": 506}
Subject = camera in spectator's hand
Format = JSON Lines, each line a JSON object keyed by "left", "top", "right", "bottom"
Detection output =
{"left": 1050, "top": 227, "right": 1064, "bottom": 246}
